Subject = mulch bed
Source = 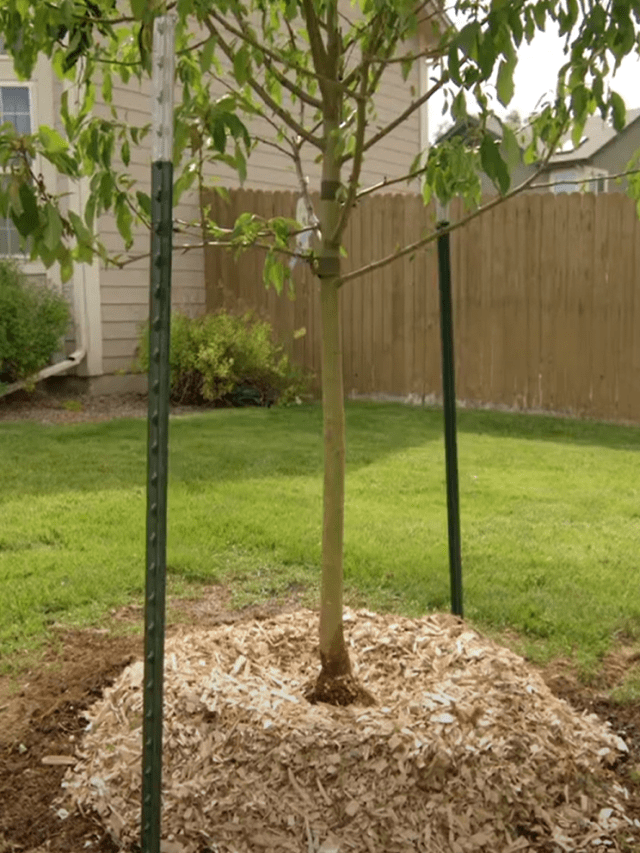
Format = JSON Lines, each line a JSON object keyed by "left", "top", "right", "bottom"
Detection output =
{"left": 3, "top": 602, "right": 640, "bottom": 853}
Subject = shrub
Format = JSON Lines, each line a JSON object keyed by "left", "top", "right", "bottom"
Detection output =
{"left": 0, "top": 261, "right": 70, "bottom": 386}
{"left": 138, "top": 310, "right": 309, "bottom": 406}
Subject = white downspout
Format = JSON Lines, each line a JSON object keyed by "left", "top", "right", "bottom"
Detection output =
{"left": 0, "top": 348, "right": 87, "bottom": 397}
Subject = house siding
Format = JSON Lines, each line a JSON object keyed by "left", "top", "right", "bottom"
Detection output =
{"left": 591, "top": 119, "right": 640, "bottom": 191}
{"left": 88, "top": 28, "right": 426, "bottom": 373}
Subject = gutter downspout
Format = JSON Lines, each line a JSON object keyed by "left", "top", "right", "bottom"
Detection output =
{"left": 0, "top": 347, "right": 87, "bottom": 398}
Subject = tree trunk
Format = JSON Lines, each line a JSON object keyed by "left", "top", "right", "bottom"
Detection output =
{"left": 316, "top": 69, "right": 352, "bottom": 679}
{"left": 318, "top": 275, "right": 351, "bottom": 678}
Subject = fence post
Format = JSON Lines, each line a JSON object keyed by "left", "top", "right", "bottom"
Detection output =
{"left": 141, "top": 15, "right": 175, "bottom": 853}
{"left": 436, "top": 209, "right": 463, "bottom": 618}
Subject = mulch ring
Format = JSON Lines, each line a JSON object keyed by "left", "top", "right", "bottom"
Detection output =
{"left": 2, "top": 604, "right": 640, "bottom": 853}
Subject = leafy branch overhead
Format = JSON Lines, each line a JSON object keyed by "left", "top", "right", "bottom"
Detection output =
{"left": 0, "top": 1, "right": 637, "bottom": 283}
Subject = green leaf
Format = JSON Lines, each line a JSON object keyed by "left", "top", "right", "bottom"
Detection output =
{"left": 451, "top": 90, "right": 466, "bottom": 123}
{"left": 457, "top": 21, "right": 480, "bottom": 58}
{"left": 501, "top": 125, "right": 521, "bottom": 169}
{"left": 570, "top": 84, "right": 588, "bottom": 123}
{"left": 13, "top": 184, "right": 38, "bottom": 237}
{"left": 121, "top": 138, "right": 130, "bottom": 167}
{"left": 233, "top": 46, "right": 251, "bottom": 86}
{"left": 212, "top": 119, "right": 226, "bottom": 153}
{"left": 173, "top": 162, "right": 198, "bottom": 204}
{"left": 38, "top": 125, "right": 68, "bottom": 155}
{"left": 610, "top": 92, "right": 626, "bottom": 131}
{"left": 480, "top": 135, "right": 510, "bottom": 194}
{"left": 199, "top": 38, "right": 216, "bottom": 73}
{"left": 102, "top": 71, "right": 113, "bottom": 104}
{"left": 130, "top": 0, "right": 148, "bottom": 18}
{"left": 448, "top": 45, "right": 461, "bottom": 84}
{"left": 59, "top": 248, "right": 73, "bottom": 283}
{"left": 496, "top": 54, "right": 516, "bottom": 107}
{"left": 263, "top": 252, "right": 285, "bottom": 293}
{"left": 43, "top": 205, "right": 64, "bottom": 252}
{"left": 115, "top": 194, "right": 133, "bottom": 249}
{"left": 68, "top": 210, "right": 91, "bottom": 244}
{"left": 136, "top": 191, "right": 152, "bottom": 220}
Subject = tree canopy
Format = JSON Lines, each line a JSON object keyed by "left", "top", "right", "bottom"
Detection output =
{"left": 2, "top": 0, "right": 639, "bottom": 692}
{"left": 0, "top": 0, "right": 637, "bottom": 282}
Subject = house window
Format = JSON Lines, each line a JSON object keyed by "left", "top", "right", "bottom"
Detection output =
{"left": 550, "top": 169, "right": 579, "bottom": 193}
{"left": 0, "top": 85, "right": 32, "bottom": 255}
{"left": 593, "top": 173, "right": 608, "bottom": 194}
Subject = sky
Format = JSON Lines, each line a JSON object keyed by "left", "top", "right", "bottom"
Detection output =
{"left": 428, "top": 22, "right": 640, "bottom": 140}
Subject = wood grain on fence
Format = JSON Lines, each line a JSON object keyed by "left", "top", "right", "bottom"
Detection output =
{"left": 203, "top": 189, "right": 640, "bottom": 422}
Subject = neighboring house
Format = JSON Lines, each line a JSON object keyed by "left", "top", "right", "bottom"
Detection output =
{"left": 435, "top": 114, "right": 536, "bottom": 195}
{"left": 531, "top": 108, "right": 640, "bottom": 193}
{"left": 1, "top": 7, "right": 448, "bottom": 391}
{"left": 436, "top": 108, "right": 640, "bottom": 196}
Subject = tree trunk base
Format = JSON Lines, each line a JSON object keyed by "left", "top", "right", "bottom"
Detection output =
{"left": 304, "top": 671, "right": 376, "bottom": 707}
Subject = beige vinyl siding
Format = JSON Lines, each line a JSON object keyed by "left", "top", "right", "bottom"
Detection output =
{"left": 88, "top": 22, "right": 425, "bottom": 373}
{"left": 92, "top": 74, "right": 207, "bottom": 372}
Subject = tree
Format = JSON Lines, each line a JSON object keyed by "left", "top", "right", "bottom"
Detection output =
{"left": 0, "top": 0, "right": 638, "bottom": 701}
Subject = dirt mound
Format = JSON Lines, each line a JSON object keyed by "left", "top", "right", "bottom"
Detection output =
{"left": 63, "top": 610, "right": 640, "bottom": 853}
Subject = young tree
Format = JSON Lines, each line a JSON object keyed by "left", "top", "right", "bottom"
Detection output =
{"left": 0, "top": 0, "right": 638, "bottom": 701}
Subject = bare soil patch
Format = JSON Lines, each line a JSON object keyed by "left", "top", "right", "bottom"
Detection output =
{"left": 0, "top": 383, "right": 213, "bottom": 426}
{"left": 0, "top": 591, "right": 300, "bottom": 853}
{"left": 1, "top": 595, "right": 640, "bottom": 853}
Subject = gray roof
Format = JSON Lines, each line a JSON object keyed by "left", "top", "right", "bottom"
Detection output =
{"left": 435, "top": 108, "right": 640, "bottom": 165}
{"left": 548, "top": 108, "right": 640, "bottom": 164}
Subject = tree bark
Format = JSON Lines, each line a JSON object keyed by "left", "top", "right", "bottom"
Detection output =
{"left": 316, "top": 41, "right": 351, "bottom": 678}
{"left": 318, "top": 275, "right": 351, "bottom": 678}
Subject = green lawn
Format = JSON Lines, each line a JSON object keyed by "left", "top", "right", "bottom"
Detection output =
{"left": 1, "top": 402, "right": 639, "bottom": 678}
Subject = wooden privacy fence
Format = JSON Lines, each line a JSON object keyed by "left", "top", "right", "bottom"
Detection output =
{"left": 204, "top": 189, "right": 640, "bottom": 423}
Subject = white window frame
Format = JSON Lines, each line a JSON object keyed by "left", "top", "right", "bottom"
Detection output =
{"left": 587, "top": 167, "right": 608, "bottom": 194}
{"left": 0, "top": 49, "right": 51, "bottom": 278}
{"left": 0, "top": 81, "right": 36, "bottom": 257}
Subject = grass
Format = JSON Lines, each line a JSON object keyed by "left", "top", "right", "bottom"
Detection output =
{"left": 1, "top": 402, "right": 639, "bottom": 679}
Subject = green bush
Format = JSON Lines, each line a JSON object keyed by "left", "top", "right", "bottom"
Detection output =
{"left": 0, "top": 261, "right": 70, "bottom": 386}
{"left": 138, "top": 310, "right": 309, "bottom": 406}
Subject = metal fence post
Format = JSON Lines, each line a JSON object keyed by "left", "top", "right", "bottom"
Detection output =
{"left": 141, "top": 15, "right": 175, "bottom": 853}
{"left": 436, "top": 210, "right": 463, "bottom": 618}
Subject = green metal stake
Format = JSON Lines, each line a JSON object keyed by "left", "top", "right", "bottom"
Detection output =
{"left": 436, "top": 214, "right": 463, "bottom": 618}
{"left": 142, "top": 15, "right": 175, "bottom": 853}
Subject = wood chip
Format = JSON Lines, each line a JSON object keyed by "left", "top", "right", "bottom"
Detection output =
{"left": 41, "top": 755, "right": 77, "bottom": 766}
{"left": 60, "top": 608, "right": 639, "bottom": 852}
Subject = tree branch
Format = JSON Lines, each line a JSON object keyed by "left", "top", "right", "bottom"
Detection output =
{"left": 529, "top": 168, "right": 640, "bottom": 190}
{"left": 340, "top": 132, "right": 568, "bottom": 286}
{"left": 330, "top": 10, "right": 390, "bottom": 243}
{"left": 222, "top": 5, "right": 325, "bottom": 112}
{"left": 301, "top": 0, "right": 329, "bottom": 97}
{"left": 202, "top": 18, "right": 325, "bottom": 150}
{"left": 356, "top": 168, "right": 426, "bottom": 199}
{"left": 357, "top": 75, "right": 447, "bottom": 159}
{"left": 112, "top": 238, "right": 304, "bottom": 270}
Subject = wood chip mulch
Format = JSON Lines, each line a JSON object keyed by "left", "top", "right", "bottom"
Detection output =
{"left": 60, "top": 609, "right": 640, "bottom": 852}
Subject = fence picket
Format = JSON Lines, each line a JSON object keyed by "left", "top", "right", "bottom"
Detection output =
{"left": 203, "top": 189, "right": 640, "bottom": 422}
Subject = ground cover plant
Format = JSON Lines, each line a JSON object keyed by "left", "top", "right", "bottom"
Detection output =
{"left": 1, "top": 401, "right": 638, "bottom": 680}
{"left": 137, "top": 310, "right": 308, "bottom": 406}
